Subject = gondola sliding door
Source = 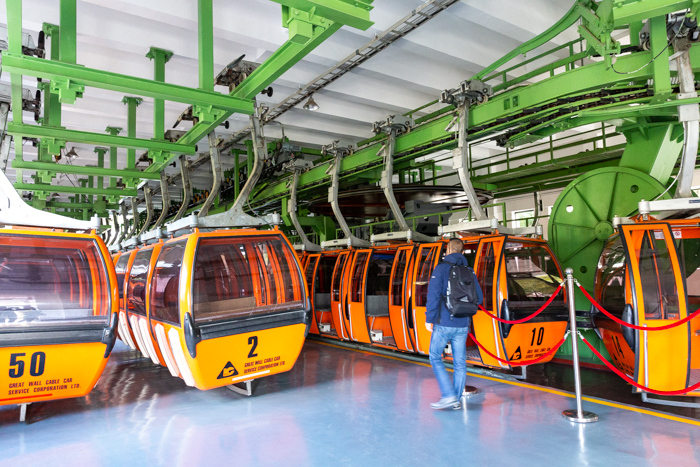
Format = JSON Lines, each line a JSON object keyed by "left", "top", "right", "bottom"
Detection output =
{"left": 621, "top": 223, "right": 690, "bottom": 393}
{"left": 346, "top": 249, "right": 372, "bottom": 344}
{"left": 411, "top": 243, "right": 443, "bottom": 355}
{"left": 388, "top": 245, "right": 415, "bottom": 352}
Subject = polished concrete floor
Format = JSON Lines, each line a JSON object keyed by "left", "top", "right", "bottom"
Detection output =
{"left": 1, "top": 340, "right": 699, "bottom": 466}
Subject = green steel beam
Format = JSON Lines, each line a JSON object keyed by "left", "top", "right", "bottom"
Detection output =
{"left": 8, "top": 123, "right": 196, "bottom": 153}
{"left": 15, "top": 183, "right": 137, "bottom": 197}
{"left": 271, "top": 0, "right": 374, "bottom": 31}
{"left": 11, "top": 160, "right": 161, "bottom": 179}
{"left": 0, "top": 53, "right": 255, "bottom": 114}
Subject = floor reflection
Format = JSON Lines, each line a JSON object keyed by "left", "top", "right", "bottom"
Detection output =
{"left": 0, "top": 341, "right": 699, "bottom": 466}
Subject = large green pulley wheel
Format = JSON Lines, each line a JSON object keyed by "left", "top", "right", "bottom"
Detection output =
{"left": 548, "top": 167, "right": 670, "bottom": 309}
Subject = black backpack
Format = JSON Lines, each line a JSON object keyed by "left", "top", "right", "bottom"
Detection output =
{"left": 444, "top": 264, "right": 479, "bottom": 318}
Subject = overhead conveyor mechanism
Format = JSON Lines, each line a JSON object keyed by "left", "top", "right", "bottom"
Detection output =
{"left": 167, "top": 107, "right": 279, "bottom": 233}
{"left": 286, "top": 165, "right": 321, "bottom": 252}
{"left": 321, "top": 141, "right": 371, "bottom": 249}
{"left": 370, "top": 115, "right": 433, "bottom": 244}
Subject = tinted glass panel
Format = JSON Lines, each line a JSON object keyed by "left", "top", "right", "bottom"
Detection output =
{"left": 638, "top": 231, "right": 680, "bottom": 320}
{"left": 596, "top": 236, "right": 626, "bottom": 317}
{"left": 391, "top": 249, "right": 408, "bottom": 306}
{"left": 477, "top": 242, "right": 496, "bottom": 310}
{"left": 332, "top": 254, "right": 347, "bottom": 302}
{"left": 150, "top": 242, "right": 185, "bottom": 325}
{"left": 305, "top": 256, "right": 319, "bottom": 293}
{"left": 127, "top": 249, "right": 153, "bottom": 316}
{"left": 367, "top": 253, "right": 393, "bottom": 296}
{"left": 679, "top": 236, "right": 700, "bottom": 313}
{"left": 192, "top": 236, "right": 304, "bottom": 323}
{"left": 503, "top": 242, "right": 563, "bottom": 307}
{"left": 415, "top": 247, "right": 438, "bottom": 307}
{"left": 351, "top": 253, "right": 369, "bottom": 303}
{"left": 115, "top": 253, "right": 131, "bottom": 299}
{"left": 0, "top": 235, "right": 110, "bottom": 327}
{"left": 316, "top": 256, "right": 336, "bottom": 294}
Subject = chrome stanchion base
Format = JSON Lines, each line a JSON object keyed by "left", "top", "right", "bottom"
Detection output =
{"left": 463, "top": 385, "right": 479, "bottom": 396}
{"left": 562, "top": 409, "right": 598, "bottom": 423}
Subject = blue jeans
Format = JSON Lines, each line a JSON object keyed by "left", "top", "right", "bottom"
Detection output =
{"left": 429, "top": 323, "right": 469, "bottom": 400}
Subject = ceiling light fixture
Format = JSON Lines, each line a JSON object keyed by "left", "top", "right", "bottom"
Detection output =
{"left": 303, "top": 95, "right": 319, "bottom": 111}
{"left": 65, "top": 147, "right": 79, "bottom": 160}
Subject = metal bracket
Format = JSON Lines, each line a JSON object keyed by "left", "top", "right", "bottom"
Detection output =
{"left": 438, "top": 218, "right": 543, "bottom": 237}
{"left": 286, "top": 166, "right": 321, "bottom": 252}
{"left": 167, "top": 108, "right": 280, "bottom": 234}
{"left": 142, "top": 171, "right": 171, "bottom": 240}
{"left": 320, "top": 143, "right": 370, "bottom": 249}
{"left": 638, "top": 197, "right": 700, "bottom": 220}
{"left": 673, "top": 49, "right": 700, "bottom": 199}
{"left": 18, "top": 403, "right": 29, "bottom": 423}
{"left": 226, "top": 379, "right": 253, "bottom": 397}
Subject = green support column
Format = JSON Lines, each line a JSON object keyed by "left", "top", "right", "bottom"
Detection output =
{"left": 122, "top": 97, "right": 143, "bottom": 178}
{"left": 649, "top": 15, "right": 672, "bottom": 99}
{"left": 105, "top": 126, "right": 122, "bottom": 191}
{"left": 59, "top": 0, "right": 76, "bottom": 64}
{"left": 146, "top": 47, "right": 174, "bottom": 141}
{"left": 94, "top": 147, "right": 107, "bottom": 190}
{"left": 198, "top": 0, "right": 214, "bottom": 91}
{"left": 42, "top": 23, "right": 62, "bottom": 128}
{"left": 7, "top": 0, "right": 24, "bottom": 126}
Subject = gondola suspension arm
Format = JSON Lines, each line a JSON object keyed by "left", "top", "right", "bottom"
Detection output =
{"left": 172, "top": 155, "right": 192, "bottom": 223}
{"left": 167, "top": 105, "right": 279, "bottom": 233}
{"left": 370, "top": 115, "right": 434, "bottom": 244}
{"left": 673, "top": 46, "right": 700, "bottom": 199}
{"left": 137, "top": 182, "right": 154, "bottom": 238}
{"left": 286, "top": 165, "right": 321, "bottom": 252}
{"left": 321, "top": 141, "right": 371, "bottom": 248}
{"left": 440, "top": 80, "right": 492, "bottom": 221}
{"left": 197, "top": 131, "right": 222, "bottom": 218}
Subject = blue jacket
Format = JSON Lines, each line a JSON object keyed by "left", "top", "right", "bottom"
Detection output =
{"left": 425, "top": 253, "right": 483, "bottom": 328}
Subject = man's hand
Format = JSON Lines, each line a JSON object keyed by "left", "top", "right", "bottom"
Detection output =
{"left": 425, "top": 323, "right": 433, "bottom": 332}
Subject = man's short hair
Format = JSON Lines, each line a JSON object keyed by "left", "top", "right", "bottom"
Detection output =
{"left": 447, "top": 238, "right": 464, "bottom": 254}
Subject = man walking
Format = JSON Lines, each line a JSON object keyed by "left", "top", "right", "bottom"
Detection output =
{"left": 425, "top": 238, "right": 483, "bottom": 410}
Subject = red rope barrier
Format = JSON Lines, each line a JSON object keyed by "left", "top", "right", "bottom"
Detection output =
{"left": 579, "top": 334, "right": 700, "bottom": 396}
{"left": 478, "top": 284, "right": 564, "bottom": 324}
{"left": 468, "top": 332, "right": 567, "bottom": 367}
{"left": 578, "top": 284, "right": 700, "bottom": 331}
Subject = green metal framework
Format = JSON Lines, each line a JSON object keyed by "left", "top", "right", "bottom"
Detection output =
{"left": 2, "top": 0, "right": 374, "bottom": 217}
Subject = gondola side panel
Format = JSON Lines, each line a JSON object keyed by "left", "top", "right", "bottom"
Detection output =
{"left": 0, "top": 343, "right": 109, "bottom": 406}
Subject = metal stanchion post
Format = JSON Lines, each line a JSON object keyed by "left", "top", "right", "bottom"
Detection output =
{"left": 562, "top": 268, "right": 598, "bottom": 423}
